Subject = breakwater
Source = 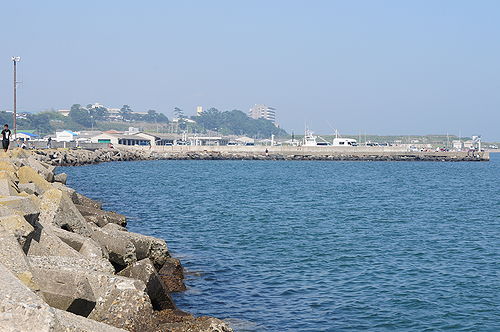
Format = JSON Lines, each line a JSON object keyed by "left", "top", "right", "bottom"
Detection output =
{"left": 31, "top": 147, "right": 489, "bottom": 166}
{"left": 0, "top": 148, "right": 232, "bottom": 332}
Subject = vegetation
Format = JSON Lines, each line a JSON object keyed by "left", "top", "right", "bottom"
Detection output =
{"left": 194, "top": 108, "right": 287, "bottom": 138}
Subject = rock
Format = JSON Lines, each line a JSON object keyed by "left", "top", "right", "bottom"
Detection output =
{"left": 0, "top": 214, "right": 35, "bottom": 247}
{"left": 18, "top": 182, "right": 39, "bottom": 196}
{"left": 39, "top": 188, "right": 92, "bottom": 237}
{"left": 0, "top": 169, "right": 19, "bottom": 183}
{"left": 86, "top": 273, "right": 156, "bottom": 331}
{"left": 158, "top": 257, "right": 187, "bottom": 292}
{"left": 0, "top": 160, "right": 17, "bottom": 173}
{"left": 0, "top": 262, "right": 56, "bottom": 332}
{"left": 102, "top": 223, "right": 127, "bottom": 232}
{"left": 53, "top": 308, "right": 127, "bottom": 332}
{"left": 89, "top": 226, "right": 137, "bottom": 268}
{"left": 54, "top": 172, "right": 67, "bottom": 184}
{"left": 30, "top": 256, "right": 150, "bottom": 320}
{"left": 25, "top": 156, "right": 55, "bottom": 182}
{"left": 0, "top": 178, "right": 18, "bottom": 196}
{"left": 51, "top": 181, "right": 77, "bottom": 198}
{"left": 73, "top": 192, "right": 102, "bottom": 210}
{"left": 111, "top": 226, "right": 169, "bottom": 268}
{"left": 118, "top": 258, "right": 176, "bottom": 310}
{"left": 0, "top": 196, "right": 40, "bottom": 224}
{"left": 0, "top": 226, "right": 39, "bottom": 292}
{"left": 51, "top": 227, "right": 110, "bottom": 261}
{"left": 100, "top": 224, "right": 169, "bottom": 268}
{"left": 17, "top": 165, "right": 53, "bottom": 193}
{"left": 0, "top": 262, "right": 126, "bottom": 332}
{"left": 158, "top": 316, "right": 234, "bottom": 332}
{"left": 30, "top": 260, "right": 97, "bottom": 316}
{"left": 77, "top": 204, "right": 127, "bottom": 227}
{"left": 26, "top": 223, "right": 82, "bottom": 258}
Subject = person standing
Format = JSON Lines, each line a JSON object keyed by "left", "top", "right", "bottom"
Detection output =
{"left": 1, "top": 124, "right": 11, "bottom": 152}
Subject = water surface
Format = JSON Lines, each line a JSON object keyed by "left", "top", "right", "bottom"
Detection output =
{"left": 62, "top": 154, "right": 500, "bottom": 331}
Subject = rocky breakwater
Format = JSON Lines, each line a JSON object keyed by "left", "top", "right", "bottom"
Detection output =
{"left": 0, "top": 149, "right": 232, "bottom": 332}
{"left": 31, "top": 147, "right": 489, "bottom": 165}
{"left": 32, "top": 148, "right": 160, "bottom": 166}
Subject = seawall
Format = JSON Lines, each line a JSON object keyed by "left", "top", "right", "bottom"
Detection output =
{"left": 30, "top": 146, "right": 489, "bottom": 166}
{"left": 0, "top": 148, "right": 232, "bottom": 332}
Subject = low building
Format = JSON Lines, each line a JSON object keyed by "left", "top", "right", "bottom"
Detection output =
{"left": 90, "top": 132, "right": 178, "bottom": 146}
{"left": 55, "top": 130, "right": 78, "bottom": 142}
{"left": 17, "top": 132, "right": 39, "bottom": 141}
{"left": 463, "top": 140, "right": 474, "bottom": 149}
{"left": 57, "top": 109, "right": 70, "bottom": 117}
{"left": 188, "top": 136, "right": 229, "bottom": 146}
{"left": 452, "top": 140, "right": 463, "bottom": 151}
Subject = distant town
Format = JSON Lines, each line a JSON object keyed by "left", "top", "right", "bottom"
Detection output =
{"left": 1, "top": 103, "right": 497, "bottom": 151}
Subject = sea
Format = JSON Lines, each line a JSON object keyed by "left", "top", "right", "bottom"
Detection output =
{"left": 61, "top": 153, "right": 500, "bottom": 331}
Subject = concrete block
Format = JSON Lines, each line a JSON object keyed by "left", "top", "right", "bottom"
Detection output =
{"left": 18, "top": 182, "right": 40, "bottom": 196}
{"left": 0, "top": 178, "right": 18, "bottom": 196}
{"left": 29, "top": 255, "right": 114, "bottom": 280}
{"left": 53, "top": 309, "right": 127, "bottom": 332}
{"left": 0, "top": 262, "right": 56, "bottom": 332}
{"left": 158, "top": 257, "right": 187, "bottom": 292}
{"left": 26, "top": 156, "right": 55, "bottom": 182}
{"left": 101, "top": 224, "right": 169, "bottom": 268}
{"left": 29, "top": 257, "right": 155, "bottom": 331}
{"left": 51, "top": 181, "right": 77, "bottom": 199}
{"left": 89, "top": 226, "right": 137, "bottom": 268}
{"left": 0, "top": 170, "right": 19, "bottom": 183}
{"left": 54, "top": 172, "right": 67, "bottom": 184}
{"left": 0, "top": 226, "right": 39, "bottom": 292}
{"left": 0, "top": 214, "right": 35, "bottom": 247}
{"left": 73, "top": 192, "right": 102, "bottom": 210}
{"left": 0, "top": 161, "right": 17, "bottom": 173}
{"left": 51, "top": 227, "right": 109, "bottom": 261}
{"left": 17, "top": 165, "right": 52, "bottom": 193}
{"left": 118, "top": 258, "right": 176, "bottom": 310}
{"left": 39, "top": 188, "right": 92, "bottom": 237}
{"left": 26, "top": 224, "right": 82, "bottom": 258}
{"left": 30, "top": 263, "right": 96, "bottom": 317}
{"left": 102, "top": 223, "right": 127, "bottom": 232}
{"left": 87, "top": 273, "right": 156, "bottom": 331}
{"left": 77, "top": 204, "right": 127, "bottom": 227}
{"left": 126, "top": 231, "right": 170, "bottom": 269}
{"left": 0, "top": 195, "right": 40, "bottom": 224}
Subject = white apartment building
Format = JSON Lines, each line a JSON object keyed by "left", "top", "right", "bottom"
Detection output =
{"left": 249, "top": 104, "right": 276, "bottom": 123}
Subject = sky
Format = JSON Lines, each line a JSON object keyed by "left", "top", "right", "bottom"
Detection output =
{"left": 0, "top": 0, "right": 499, "bottom": 140}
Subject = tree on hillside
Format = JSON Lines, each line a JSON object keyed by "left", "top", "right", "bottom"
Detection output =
{"left": 89, "top": 106, "right": 109, "bottom": 121}
{"left": 120, "top": 105, "right": 133, "bottom": 121}
{"left": 69, "top": 104, "right": 92, "bottom": 127}
{"left": 157, "top": 112, "right": 169, "bottom": 123}
{"left": 30, "top": 112, "right": 53, "bottom": 134}
{"left": 143, "top": 110, "right": 169, "bottom": 123}
{"left": 195, "top": 108, "right": 287, "bottom": 137}
{"left": 196, "top": 108, "right": 224, "bottom": 131}
{"left": 173, "top": 107, "right": 184, "bottom": 119}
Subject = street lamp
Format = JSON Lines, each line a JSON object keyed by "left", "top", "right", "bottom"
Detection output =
{"left": 12, "top": 56, "right": 21, "bottom": 140}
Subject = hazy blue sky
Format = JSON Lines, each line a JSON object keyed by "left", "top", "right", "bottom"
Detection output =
{"left": 1, "top": 1, "right": 499, "bottom": 139}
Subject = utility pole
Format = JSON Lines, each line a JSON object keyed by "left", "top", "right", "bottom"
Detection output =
{"left": 12, "top": 57, "right": 21, "bottom": 140}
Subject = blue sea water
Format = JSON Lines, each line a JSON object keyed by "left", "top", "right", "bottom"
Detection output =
{"left": 61, "top": 154, "right": 500, "bottom": 331}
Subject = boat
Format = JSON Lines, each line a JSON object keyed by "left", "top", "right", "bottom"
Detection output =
{"left": 331, "top": 129, "right": 357, "bottom": 146}
{"left": 302, "top": 130, "right": 331, "bottom": 146}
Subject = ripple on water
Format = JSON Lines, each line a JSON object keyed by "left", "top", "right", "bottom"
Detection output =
{"left": 61, "top": 156, "right": 500, "bottom": 332}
